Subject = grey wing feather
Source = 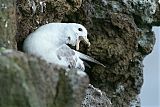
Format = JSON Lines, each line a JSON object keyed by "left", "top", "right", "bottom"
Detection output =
{"left": 56, "top": 44, "right": 75, "bottom": 57}
{"left": 74, "top": 51, "right": 106, "bottom": 67}
{"left": 56, "top": 44, "right": 77, "bottom": 68}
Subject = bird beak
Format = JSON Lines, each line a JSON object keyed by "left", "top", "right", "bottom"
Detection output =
{"left": 76, "top": 36, "right": 91, "bottom": 50}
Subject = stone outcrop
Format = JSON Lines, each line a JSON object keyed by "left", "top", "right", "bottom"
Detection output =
{"left": 0, "top": 0, "right": 17, "bottom": 49}
{"left": 0, "top": 0, "right": 159, "bottom": 106}
{"left": 82, "top": 84, "right": 112, "bottom": 107}
{"left": 62, "top": 0, "right": 158, "bottom": 106}
{"left": 0, "top": 50, "right": 89, "bottom": 107}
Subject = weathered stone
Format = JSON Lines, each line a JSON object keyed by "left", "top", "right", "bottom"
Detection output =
{"left": 16, "top": 0, "right": 83, "bottom": 50}
{"left": 122, "top": 0, "right": 157, "bottom": 23}
{"left": 62, "top": 0, "right": 158, "bottom": 106}
{"left": 82, "top": 84, "right": 112, "bottom": 107}
{"left": 0, "top": 0, "right": 17, "bottom": 49}
{"left": 0, "top": 50, "right": 89, "bottom": 107}
{"left": 153, "top": 2, "right": 160, "bottom": 25}
{"left": 0, "top": 0, "right": 158, "bottom": 106}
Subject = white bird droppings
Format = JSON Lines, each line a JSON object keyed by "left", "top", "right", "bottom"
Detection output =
{"left": 5, "top": 21, "right": 8, "bottom": 28}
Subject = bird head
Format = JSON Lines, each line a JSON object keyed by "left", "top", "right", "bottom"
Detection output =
{"left": 66, "top": 23, "right": 90, "bottom": 50}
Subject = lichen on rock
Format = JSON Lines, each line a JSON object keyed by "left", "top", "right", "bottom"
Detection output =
{"left": 0, "top": 0, "right": 160, "bottom": 106}
{"left": 0, "top": 50, "right": 89, "bottom": 107}
{"left": 62, "top": 0, "right": 158, "bottom": 106}
{"left": 82, "top": 84, "right": 112, "bottom": 107}
{"left": 0, "top": 0, "right": 17, "bottom": 49}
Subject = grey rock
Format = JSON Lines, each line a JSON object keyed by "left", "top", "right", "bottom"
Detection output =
{"left": 0, "top": 50, "right": 89, "bottom": 107}
{"left": 82, "top": 84, "right": 112, "bottom": 107}
{"left": 0, "top": 0, "right": 160, "bottom": 106}
{"left": 122, "top": 0, "right": 157, "bottom": 23}
{"left": 0, "top": 0, "right": 17, "bottom": 49}
{"left": 62, "top": 0, "right": 158, "bottom": 106}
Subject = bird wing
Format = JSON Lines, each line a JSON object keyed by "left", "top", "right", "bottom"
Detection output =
{"left": 74, "top": 51, "right": 106, "bottom": 67}
{"left": 56, "top": 44, "right": 85, "bottom": 71}
{"left": 56, "top": 44, "right": 105, "bottom": 71}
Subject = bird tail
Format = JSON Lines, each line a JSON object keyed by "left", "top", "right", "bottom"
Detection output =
{"left": 75, "top": 51, "right": 106, "bottom": 67}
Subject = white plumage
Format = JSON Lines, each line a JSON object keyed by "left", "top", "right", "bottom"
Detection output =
{"left": 23, "top": 23, "right": 104, "bottom": 71}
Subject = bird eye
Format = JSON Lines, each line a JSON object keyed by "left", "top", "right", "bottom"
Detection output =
{"left": 78, "top": 28, "right": 82, "bottom": 31}
{"left": 68, "top": 36, "right": 71, "bottom": 40}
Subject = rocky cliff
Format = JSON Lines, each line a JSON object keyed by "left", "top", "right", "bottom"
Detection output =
{"left": 0, "top": 0, "right": 159, "bottom": 107}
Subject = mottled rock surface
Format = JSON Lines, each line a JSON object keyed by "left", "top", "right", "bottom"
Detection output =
{"left": 63, "top": 0, "right": 157, "bottom": 106}
{"left": 0, "top": 0, "right": 17, "bottom": 49}
{"left": 153, "top": 2, "right": 160, "bottom": 25}
{"left": 0, "top": 0, "right": 159, "bottom": 107}
{"left": 82, "top": 84, "right": 112, "bottom": 107}
{"left": 0, "top": 50, "right": 89, "bottom": 107}
{"left": 16, "top": 0, "right": 83, "bottom": 50}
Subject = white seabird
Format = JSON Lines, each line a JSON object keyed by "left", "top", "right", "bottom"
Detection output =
{"left": 23, "top": 23, "right": 104, "bottom": 71}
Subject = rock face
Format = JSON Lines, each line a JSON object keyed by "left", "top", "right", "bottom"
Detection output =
{"left": 63, "top": 0, "right": 157, "bottom": 106}
{"left": 0, "top": 0, "right": 159, "bottom": 107}
{"left": 0, "top": 50, "right": 89, "bottom": 107}
{"left": 82, "top": 84, "right": 112, "bottom": 107}
{"left": 0, "top": 0, "right": 17, "bottom": 49}
{"left": 16, "top": 0, "right": 83, "bottom": 50}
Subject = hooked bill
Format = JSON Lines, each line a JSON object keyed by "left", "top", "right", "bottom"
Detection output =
{"left": 76, "top": 36, "right": 90, "bottom": 50}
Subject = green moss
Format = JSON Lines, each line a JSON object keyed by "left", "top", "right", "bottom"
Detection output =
{"left": 0, "top": 55, "right": 44, "bottom": 107}
{"left": 54, "top": 71, "right": 73, "bottom": 107}
{"left": 0, "top": 56, "right": 30, "bottom": 107}
{"left": 0, "top": 47, "right": 6, "bottom": 52}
